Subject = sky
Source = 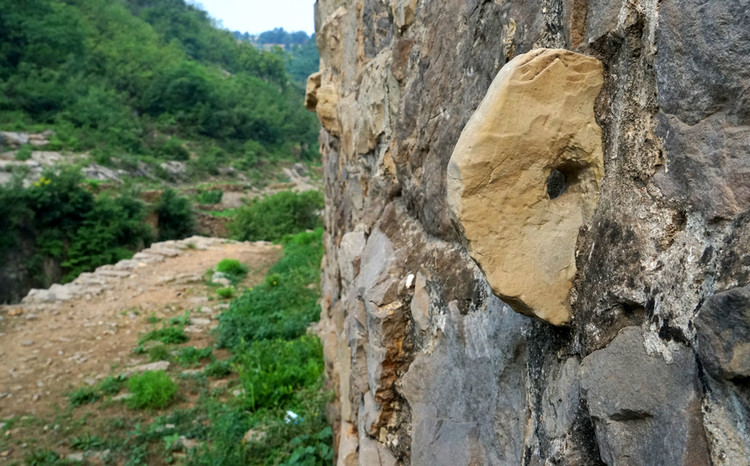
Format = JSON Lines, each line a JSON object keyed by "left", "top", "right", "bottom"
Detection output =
{"left": 194, "top": 0, "right": 316, "bottom": 35}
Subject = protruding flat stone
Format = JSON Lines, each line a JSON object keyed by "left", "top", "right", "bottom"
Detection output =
{"left": 447, "top": 48, "right": 605, "bottom": 325}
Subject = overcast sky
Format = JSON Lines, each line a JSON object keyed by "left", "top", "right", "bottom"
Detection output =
{"left": 194, "top": 0, "right": 316, "bottom": 35}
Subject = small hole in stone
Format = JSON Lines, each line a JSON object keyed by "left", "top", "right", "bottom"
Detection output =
{"left": 546, "top": 169, "right": 567, "bottom": 199}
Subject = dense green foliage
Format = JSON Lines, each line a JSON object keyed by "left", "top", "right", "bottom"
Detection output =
{"left": 255, "top": 28, "right": 311, "bottom": 47}
{"left": 0, "top": 169, "right": 159, "bottom": 294}
{"left": 0, "top": 0, "right": 320, "bottom": 168}
{"left": 234, "top": 28, "right": 320, "bottom": 86}
{"left": 156, "top": 188, "right": 195, "bottom": 241}
{"left": 127, "top": 370, "right": 178, "bottom": 409}
{"left": 229, "top": 190, "right": 324, "bottom": 242}
{"left": 287, "top": 38, "right": 321, "bottom": 85}
{"left": 61, "top": 192, "right": 154, "bottom": 281}
{"left": 217, "top": 229, "right": 324, "bottom": 348}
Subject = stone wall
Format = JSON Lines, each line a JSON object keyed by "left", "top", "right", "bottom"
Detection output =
{"left": 309, "top": 0, "right": 750, "bottom": 464}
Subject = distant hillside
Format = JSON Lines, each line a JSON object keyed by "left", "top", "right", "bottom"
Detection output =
{"left": 233, "top": 27, "right": 320, "bottom": 86}
{"left": 0, "top": 0, "right": 320, "bottom": 169}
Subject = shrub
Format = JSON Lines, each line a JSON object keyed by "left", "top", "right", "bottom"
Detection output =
{"left": 0, "top": 168, "right": 153, "bottom": 290}
{"left": 216, "top": 287, "right": 235, "bottom": 299}
{"left": 197, "top": 188, "right": 223, "bottom": 205}
{"left": 229, "top": 190, "right": 323, "bottom": 242}
{"left": 61, "top": 192, "right": 153, "bottom": 281}
{"left": 127, "top": 370, "right": 177, "bottom": 410}
{"left": 216, "top": 258, "right": 247, "bottom": 278}
{"left": 157, "top": 137, "right": 190, "bottom": 161}
{"left": 156, "top": 189, "right": 195, "bottom": 241}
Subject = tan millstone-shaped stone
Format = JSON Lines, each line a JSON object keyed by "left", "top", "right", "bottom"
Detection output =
{"left": 447, "top": 48, "right": 604, "bottom": 326}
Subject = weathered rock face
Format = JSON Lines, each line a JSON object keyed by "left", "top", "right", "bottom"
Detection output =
{"left": 312, "top": 0, "right": 750, "bottom": 464}
{"left": 579, "top": 327, "right": 710, "bottom": 465}
{"left": 447, "top": 48, "right": 604, "bottom": 326}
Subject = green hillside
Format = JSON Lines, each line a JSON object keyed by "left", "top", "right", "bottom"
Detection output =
{"left": 0, "top": 0, "right": 320, "bottom": 170}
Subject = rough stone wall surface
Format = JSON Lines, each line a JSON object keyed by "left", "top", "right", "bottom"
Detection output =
{"left": 310, "top": 0, "right": 750, "bottom": 464}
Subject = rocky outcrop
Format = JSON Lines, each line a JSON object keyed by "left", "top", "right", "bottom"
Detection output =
{"left": 0, "top": 130, "right": 52, "bottom": 149}
{"left": 312, "top": 0, "right": 750, "bottom": 464}
{"left": 580, "top": 327, "right": 710, "bottom": 465}
{"left": 695, "top": 285, "right": 750, "bottom": 381}
{"left": 447, "top": 48, "right": 604, "bottom": 325}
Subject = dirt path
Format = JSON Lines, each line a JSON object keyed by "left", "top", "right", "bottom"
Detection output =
{"left": 0, "top": 237, "right": 280, "bottom": 421}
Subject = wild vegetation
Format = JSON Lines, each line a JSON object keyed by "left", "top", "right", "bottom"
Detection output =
{"left": 229, "top": 190, "right": 324, "bottom": 242}
{"left": 0, "top": 0, "right": 324, "bottom": 300}
{"left": 234, "top": 28, "right": 320, "bottom": 85}
{"left": 0, "top": 168, "right": 195, "bottom": 290}
{"left": 4, "top": 229, "right": 329, "bottom": 465}
{"left": 0, "top": 0, "right": 320, "bottom": 172}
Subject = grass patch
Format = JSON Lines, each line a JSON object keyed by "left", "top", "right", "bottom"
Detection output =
{"left": 25, "top": 449, "right": 72, "bottom": 465}
{"left": 205, "top": 360, "right": 232, "bottom": 378}
{"left": 139, "top": 326, "right": 188, "bottom": 345}
{"left": 207, "top": 208, "right": 238, "bottom": 218}
{"left": 168, "top": 310, "right": 191, "bottom": 326}
{"left": 147, "top": 344, "right": 172, "bottom": 362}
{"left": 68, "top": 386, "right": 101, "bottom": 408}
{"left": 127, "top": 371, "right": 178, "bottom": 410}
{"left": 216, "top": 229, "right": 323, "bottom": 348}
{"left": 14, "top": 145, "right": 33, "bottom": 161}
{"left": 70, "top": 433, "right": 108, "bottom": 450}
{"left": 176, "top": 346, "right": 214, "bottom": 367}
{"left": 98, "top": 375, "right": 127, "bottom": 395}
{"left": 197, "top": 188, "right": 223, "bottom": 205}
{"left": 235, "top": 336, "right": 323, "bottom": 410}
